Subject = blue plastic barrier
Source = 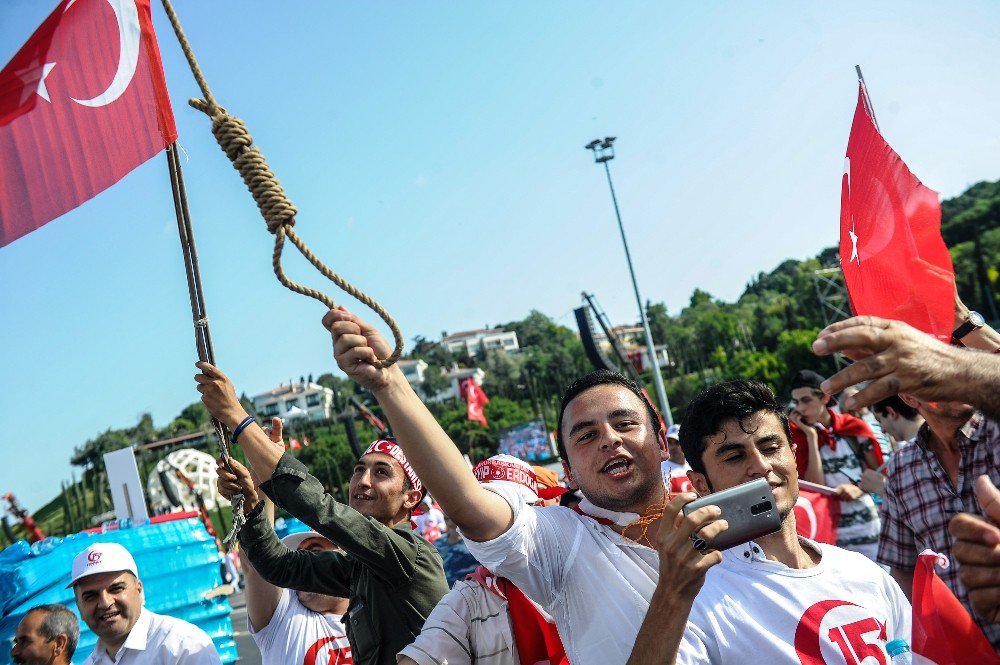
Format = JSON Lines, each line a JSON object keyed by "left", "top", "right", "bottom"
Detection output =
{"left": 0, "top": 515, "right": 238, "bottom": 664}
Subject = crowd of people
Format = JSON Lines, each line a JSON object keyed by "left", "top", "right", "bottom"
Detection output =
{"left": 10, "top": 301, "right": 1000, "bottom": 664}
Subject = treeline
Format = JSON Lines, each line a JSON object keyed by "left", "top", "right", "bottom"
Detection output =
{"left": 22, "top": 179, "right": 1000, "bottom": 539}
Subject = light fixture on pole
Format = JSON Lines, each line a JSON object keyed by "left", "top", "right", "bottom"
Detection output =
{"left": 584, "top": 136, "right": 673, "bottom": 425}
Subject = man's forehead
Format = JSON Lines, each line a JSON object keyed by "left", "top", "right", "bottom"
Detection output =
{"left": 75, "top": 570, "right": 134, "bottom": 592}
{"left": 566, "top": 383, "right": 644, "bottom": 418}
{"left": 707, "top": 412, "right": 784, "bottom": 446}
{"left": 357, "top": 452, "right": 401, "bottom": 473}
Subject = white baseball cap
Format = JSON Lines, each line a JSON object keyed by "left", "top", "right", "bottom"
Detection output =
{"left": 281, "top": 530, "right": 333, "bottom": 551}
{"left": 67, "top": 542, "right": 139, "bottom": 588}
{"left": 666, "top": 424, "right": 681, "bottom": 440}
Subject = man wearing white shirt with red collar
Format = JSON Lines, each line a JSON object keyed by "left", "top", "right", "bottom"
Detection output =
{"left": 626, "top": 380, "right": 910, "bottom": 664}
{"left": 326, "top": 308, "right": 717, "bottom": 665}
{"left": 69, "top": 542, "right": 221, "bottom": 664}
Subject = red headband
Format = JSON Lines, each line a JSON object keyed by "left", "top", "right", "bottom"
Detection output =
{"left": 474, "top": 457, "right": 539, "bottom": 495}
{"left": 363, "top": 440, "right": 422, "bottom": 493}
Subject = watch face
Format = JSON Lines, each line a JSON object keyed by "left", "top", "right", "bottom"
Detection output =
{"left": 970, "top": 311, "right": 986, "bottom": 327}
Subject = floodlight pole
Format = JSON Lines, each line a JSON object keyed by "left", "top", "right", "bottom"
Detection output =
{"left": 586, "top": 138, "right": 673, "bottom": 426}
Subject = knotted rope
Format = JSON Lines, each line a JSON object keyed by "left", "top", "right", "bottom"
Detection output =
{"left": 159, "top": 0, "right": 404, "bottom": 369}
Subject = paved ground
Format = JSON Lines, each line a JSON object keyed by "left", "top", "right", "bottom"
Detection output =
{"left": 228, "top": 590, "right": 262, "bottom": 665}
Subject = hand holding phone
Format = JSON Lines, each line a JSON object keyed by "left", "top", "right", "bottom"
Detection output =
{"left": 681, "top": 478, "right": 782, "bottom": 552}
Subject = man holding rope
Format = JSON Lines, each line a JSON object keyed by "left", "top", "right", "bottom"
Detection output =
{"left": 324, "top": 306, "right": 718, "bottom": 665}
{"left": 195, "top": 362, "right": 448, "bottom": 665}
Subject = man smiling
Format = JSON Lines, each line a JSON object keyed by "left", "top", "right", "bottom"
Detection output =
{"left": 196, "top": 361, "right": 447, "bottom": 665}
{"left": 325, "top": 308, "right": 715, "bottom": 664}
{"left": 626, "top": 380, "right": 910, "bottom": 664}
{"left": 69, "top": 542, "right": 220, "bottom": 664}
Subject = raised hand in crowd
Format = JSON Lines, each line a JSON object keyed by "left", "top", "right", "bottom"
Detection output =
{"left": 951, "top": 476, "right": 1000, "bottom": 624}
{"left": 625, "top": 493, "right": 726, "bottom": 665}
{"left": 216, "top": 456, "right": 260, "bottom": 512}
{"left": 812, "top": 316, "right": 1000, "bottom": 421}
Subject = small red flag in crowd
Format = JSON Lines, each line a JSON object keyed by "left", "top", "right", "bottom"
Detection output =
{"left": 289, "top": 438, "right": 302, "bottom": 451}
{"left": 839, "top": 81, "right": 955, "bottom": 340}
{"left": 911, "top": 550, "right": 1000, "bottom": 665}
{"left": 460, "top": 377, "right": 489, "bottom": 427}
{"left": 793, "top": 489, "right": 839, "bottom": 546}
{"left": 0, "top": 0, "right": 177, "bottom": 247}
{"left": 302, "top": 435, "right": 311, "bottom": 447}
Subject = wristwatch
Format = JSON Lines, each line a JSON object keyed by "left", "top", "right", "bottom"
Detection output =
{"left": 952, "top": 311, "right": 986, "bottom": 345}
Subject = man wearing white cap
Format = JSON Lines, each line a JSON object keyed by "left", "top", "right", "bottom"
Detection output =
{"left": 398, "top": 455, "right": 567, "bottom": 665}
{"left": 68, "top": 542, "right": 221, "bottom": 664}
{"left": 659, "top": 424, "right": 691, "bottom": 492}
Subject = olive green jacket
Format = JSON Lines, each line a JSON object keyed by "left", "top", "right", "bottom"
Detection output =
{"left": 240, "top": 453, "right": 448, "bottom": 665}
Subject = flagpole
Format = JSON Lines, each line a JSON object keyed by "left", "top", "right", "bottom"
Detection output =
{"left": 164, "top": 142, "right": 245, "bottom": 546}
{"left": 855, "top": 65, "right": 880, "bottom": 132}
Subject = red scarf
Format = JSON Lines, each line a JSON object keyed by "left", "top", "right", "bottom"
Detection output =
{"left": 791, "top": 409, "right": 883, "bottom": 479}
{"left": 467, "top": 566, "right": 569, "bottom": 665}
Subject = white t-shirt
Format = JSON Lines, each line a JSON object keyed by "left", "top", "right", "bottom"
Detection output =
{"left": 678, "top": 538, "right": 911, "bottom": 664}
{"left": 250, "top": 589, "right": 352, "bottom": 665}
{"left": 819, "top": 434, "right": 881, "bottom": 559}
{"left": 84, "top": 608, "right": 220, "bottom": 664}
{"left": 465, "top": 484, "right": 658, "bottom": 665}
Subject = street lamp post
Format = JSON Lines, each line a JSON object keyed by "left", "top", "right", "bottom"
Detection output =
{"left": 585, "top": 137, "right": 673, "bottom": 426}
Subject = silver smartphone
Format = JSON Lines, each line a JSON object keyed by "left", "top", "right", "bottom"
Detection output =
{"left": 681, "top": 478, "right": 782, "bottom": 551}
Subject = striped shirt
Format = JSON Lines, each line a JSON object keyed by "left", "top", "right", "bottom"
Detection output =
{"left": 878, "top": 413, "right": 1000, "bottom": 649}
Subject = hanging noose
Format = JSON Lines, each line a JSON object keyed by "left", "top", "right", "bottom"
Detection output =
{"left": 159, "top": 0, "right": 405, "bottom": 369}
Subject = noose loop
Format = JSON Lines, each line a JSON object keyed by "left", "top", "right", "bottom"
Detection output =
{"left": 161, "top": 0, "right": 405, "bottom": 369}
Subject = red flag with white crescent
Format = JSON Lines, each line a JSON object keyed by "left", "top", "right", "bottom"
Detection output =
{"left": 839, "top": 82, "right": 954, "bottom": 340}
{"left": 0, "top": 0, "right": 177, "bottom": 247}
{"left": 793, "top": 489, "right": 839, "bottom": 545}
{"left": 911, "top": 550, "right": 1000, "bottom": 664}
{"left": 460, "top": 376, "right": 489, "bottom": 427}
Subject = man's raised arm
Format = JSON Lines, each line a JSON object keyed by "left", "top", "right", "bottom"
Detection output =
{"left": 323, "top": 307, "right": 513, "bottom": 542}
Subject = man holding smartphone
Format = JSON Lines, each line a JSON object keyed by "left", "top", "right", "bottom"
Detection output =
{"left": 626, "top": 380, "right": 910, "bottom": 665}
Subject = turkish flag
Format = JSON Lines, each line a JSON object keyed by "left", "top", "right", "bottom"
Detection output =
{"left": 289, "top": 438, "right": 302, "bottom": 450}
{"left": 910, "top": 550, "right": 1000, "bottom": 664}
{"left": 0, "top": 0, "right": 177, "bottom": 247}
{"left": 839, "top": 83, "right": 955, "bottom": 340}
{"left": 460, "top": 377, "right": 489, "bottom": 427}
{"left": 793, "top": 489, "right": 839, "bottom": 545}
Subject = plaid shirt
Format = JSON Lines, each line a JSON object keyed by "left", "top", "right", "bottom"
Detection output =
{"left": 878, "top": 413, "right": 1000, "bottom": 648}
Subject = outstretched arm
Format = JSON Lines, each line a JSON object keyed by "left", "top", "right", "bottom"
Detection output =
{"left": 813, "top": 316, "right": 1000, "bottom": 421}
{"left": 324, "top": 307, "right": 513, "bottom": 543}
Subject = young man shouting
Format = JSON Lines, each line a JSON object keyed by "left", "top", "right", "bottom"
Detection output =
{"left": 324, "top": 307, "right": 716, "bottom": 665}
{"left": 627, "top": 380, "right": 910, "bottom": 664}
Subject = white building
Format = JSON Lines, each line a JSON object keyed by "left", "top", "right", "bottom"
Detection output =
{"left": 436, "top": 367, "right": 487, "bottom": 402}
{"left": 398, "top": 359, "right": 429, "bottom": 387}
{"left": 441, "top": 329, "right": 519, "bottom": 356}
{"left": 252, "top": 381, "right": 336, "bottom": 422}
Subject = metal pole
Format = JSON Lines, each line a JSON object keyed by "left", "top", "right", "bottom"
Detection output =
{"left": 600, "top": 161, "right": 673, "bottom": 425}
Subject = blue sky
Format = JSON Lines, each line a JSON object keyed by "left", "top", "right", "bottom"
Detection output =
{"left": 2, "top": 1, "right": 1000, "bottom": 512}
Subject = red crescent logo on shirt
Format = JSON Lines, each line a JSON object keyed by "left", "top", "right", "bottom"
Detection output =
{"left": 794, "top": 600, "right": 888, "bottom": 665}
{"left": 303, "top": 636, "right": 353, "bottom": 665}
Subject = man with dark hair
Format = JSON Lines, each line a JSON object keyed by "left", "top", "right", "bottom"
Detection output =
{"left": 10, "top": 604, "right": 78, "bottom": 665}
{"left": 197, "top": 363, "right": 448, "bottom": 665}
{"left": 325, "top": 308, "right": 712, "bottom": 665}
{"left": 788, "top": 369, "right": 882, "bottom": 558}
{"left": 627, "top": 380, "right": 910, "bottom": 664}
{"left": 871, "top": 395, "right": 924, "bottom": 447}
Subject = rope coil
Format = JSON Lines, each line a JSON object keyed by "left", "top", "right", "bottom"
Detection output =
{"left": 161, "top": 0, "right": 404, "bottom": 369}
